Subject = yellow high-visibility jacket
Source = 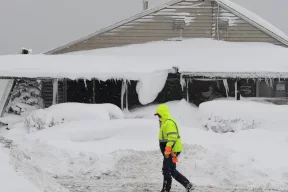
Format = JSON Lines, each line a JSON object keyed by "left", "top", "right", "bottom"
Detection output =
{"left": 156, "top": 104, "right": 183, "bottom": 153}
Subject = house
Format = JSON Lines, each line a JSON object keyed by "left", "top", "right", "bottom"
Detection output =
{"left": 0, "top": 0, "right": 288, "bottom": 117}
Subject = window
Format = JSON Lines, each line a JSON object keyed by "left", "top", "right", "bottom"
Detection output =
{"left": 172, "top": 18, "right": 186, "bottom": 30}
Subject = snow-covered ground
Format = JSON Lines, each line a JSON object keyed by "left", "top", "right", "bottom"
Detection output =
{"left": 0, "top": 141, "right": 39, "bottom": 192}
{"left": 1, "top": 99, "right": 288, "bottom": 192}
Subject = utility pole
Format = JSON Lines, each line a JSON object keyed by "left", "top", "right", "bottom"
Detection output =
{"left": 143, "top": 0, "right": 148, "bottom": 10}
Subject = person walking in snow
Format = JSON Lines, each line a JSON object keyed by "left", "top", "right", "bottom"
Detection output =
{"left": 154, "top": 104, "right": 194, "bottom": 192}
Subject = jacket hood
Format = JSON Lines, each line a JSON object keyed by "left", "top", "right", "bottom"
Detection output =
{"left": 155, "top": 104, "right": 171, "bottom": 121}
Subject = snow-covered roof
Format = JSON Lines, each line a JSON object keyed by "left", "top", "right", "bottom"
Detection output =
{"left": 1, "top": 39, "right": 288, "bottom": 79}
{"left": 44, "top": 0, "right": 288, "bottom": 54}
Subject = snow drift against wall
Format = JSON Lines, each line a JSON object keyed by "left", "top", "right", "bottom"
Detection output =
{"left": 25, "top": 103, "right": 124, "bottom": 132}
{"left": 199, "top": 100, "right": 288, "bottom": 133}
{"left": 125, "top": 99, "right": 201, "bottom": 128}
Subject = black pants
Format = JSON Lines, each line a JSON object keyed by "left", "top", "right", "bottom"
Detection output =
{"left": 160, "top": 143, "right": 190, "bottom": 186}
{"left": 162, "top": 152, "right": 181, "bottom": 181}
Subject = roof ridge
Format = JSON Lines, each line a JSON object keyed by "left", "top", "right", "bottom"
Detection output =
{"left": 44, "top": 0, "right": 183, "bottom": 54}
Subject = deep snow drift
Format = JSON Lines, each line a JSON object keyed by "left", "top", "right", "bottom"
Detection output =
{"left": 2, "top": 100, "right": 288, "bottom": 191}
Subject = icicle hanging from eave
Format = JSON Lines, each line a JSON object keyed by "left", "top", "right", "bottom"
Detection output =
{"left": 223, "top": 79, "right": 229, "bottom": 97}
{"left": 84, "top": 79, "right": 88, "bottom": 90}
{"left": 269, "top": 78, "right": 273, "bottom": 88}
{"left": 121, "top": 80, "right": 127, "bottom": 110}
{"left": 180, "top": 74, "right": 186, "bottom": 91}
{"left": 52, "top": 79, "right": 58, "bottom": 105}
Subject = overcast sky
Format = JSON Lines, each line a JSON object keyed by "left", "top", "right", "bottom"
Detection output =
{"left": 0, "top": 0, "right": 287, "bottom": 55}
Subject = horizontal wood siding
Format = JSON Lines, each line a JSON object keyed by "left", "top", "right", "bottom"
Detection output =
{"left": 212, "top": 4, "right": 285, "bottom": 46}
{"left": 57, "top": 0, "right": 214, "bottom": 54}
{"left": 52, "top": 0, "right": 286, "bottom": 54}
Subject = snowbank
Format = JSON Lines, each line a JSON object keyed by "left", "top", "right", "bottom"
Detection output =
{"left": 26, "top": 103, "right": 124, "bottom": 132}
{"left": 6, "top": 118, "right": 288, "bottom": 190}
{"left": 25, "top": 119, "right": 159, "bottom": 154}
{"left": 3, "top": 100, "right": 288, "bottom": 190}
{"left": 125, "top": 99, "right": 201, "bottom": 128}
{"left": 199, "top": 100, "right": 288, "bottom": 133}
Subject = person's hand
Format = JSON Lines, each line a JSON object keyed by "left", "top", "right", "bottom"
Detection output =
{"left": 171, "top": 153, "right": 178, "bottom": 163}
{"left": 164, "top": 146, "right": 172, "bottom": 158}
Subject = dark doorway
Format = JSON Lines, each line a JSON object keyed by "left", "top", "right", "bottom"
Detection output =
{"left": 67, "top": 80, "right": 93, "bottom": 103}
{"left": 187, "top": 79, "right": 229, "bottom": 106}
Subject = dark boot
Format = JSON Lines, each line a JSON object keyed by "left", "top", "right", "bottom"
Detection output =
{"left": 160, "top": 179, "right": 172, "bottom": 192}
{"left": 174, "top": 172, "right": 194, "bottom": 191}
{"left": 185, "top": 182, "right": 195, "bottom": 192}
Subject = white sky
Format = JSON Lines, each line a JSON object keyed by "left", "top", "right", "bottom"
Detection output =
{"left": 0, "top": 0, "right": 287, "bottom": 55}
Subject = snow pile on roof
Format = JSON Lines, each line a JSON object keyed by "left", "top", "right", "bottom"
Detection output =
{"left": 68, "top": 38, "right": 288, "bottom": 78}
{"left": 0, "top": 54, "right": 174, "bottom": 80}
{"left": 136, "top": 70, "right": 168, "bottom": 105}
{"left": 1, "top": 39, "right": 288, "bottom": 79}
{"left": 217, "top": 0, "right": 288, "bottom": 44}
